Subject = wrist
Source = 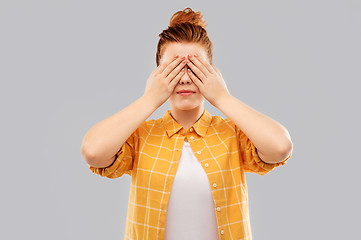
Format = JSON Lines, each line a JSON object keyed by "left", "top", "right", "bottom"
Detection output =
{"left": 141, "top": 93, "right": 163, "bottom": 110}
{"left": 213, "top": 92, "right": 232, "bottom": 109}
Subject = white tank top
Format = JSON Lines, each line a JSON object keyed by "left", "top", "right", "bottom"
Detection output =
{"left": 164, "top": 138, "right": 219, "bottom": 240}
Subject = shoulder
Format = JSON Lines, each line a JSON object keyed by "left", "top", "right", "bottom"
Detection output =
{"left": 209, "top": 115, "right": 237, "bottom": 133}
{"left": 137, "top": 117, "right": 163, "bottom": 135}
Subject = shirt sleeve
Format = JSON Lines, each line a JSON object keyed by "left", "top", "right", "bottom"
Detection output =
{"left": 235, "top": 124, "right": 292, "bottom": 176}
{"left": 88, "top": 128, "right": 138, "bottom": 179}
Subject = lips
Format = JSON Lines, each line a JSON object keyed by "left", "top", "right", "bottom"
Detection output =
{"left": 177, "top": 90, "right": 195, "bottom": 93}
{"left": 177, "top": 90, "right": 195, "bottom": 96}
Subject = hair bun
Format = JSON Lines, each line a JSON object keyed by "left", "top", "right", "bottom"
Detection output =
{"left": 169, "top": 7, "right": 207, "bottom": 29}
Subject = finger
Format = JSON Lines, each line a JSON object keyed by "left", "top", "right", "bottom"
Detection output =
{"left": 155, "top": 55, "right": 178, "bottom": 74}
{"left": 187, "top": 55, "right": 208, "bottom": 78}
{"left": 211, "top": 64, "right": 222, "bottom": 75}
{"left": 166, "top": 58, "right": 188, "bottom": 83}
{"left": 160, "top": 55, "right": 186, "bottom": 77}
{"left": 194, "top": 54, "right": 215, "bottom": 74}
{"left": 187, "top": 61, "right": 206, "bottom": 83}
{"left": 169, "top": 68, "right": 186, "bottom": 89}
{"left": 152, "top": 64, "right": 162, "bottom": 75}
{"left": 187, "top": 68, "right": 204, "bottom": 87}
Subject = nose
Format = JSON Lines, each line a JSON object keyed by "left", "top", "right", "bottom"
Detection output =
{"left": 178, "top": 65, "right": 193, "bottom": 85}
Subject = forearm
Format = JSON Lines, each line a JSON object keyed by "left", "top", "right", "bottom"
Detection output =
{"left": 81, "top": 93, "right": 159, "bottom": 168}
{"left": 214, "top": 94, "right": 293, "bottom": 164}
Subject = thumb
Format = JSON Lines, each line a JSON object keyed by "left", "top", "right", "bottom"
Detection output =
{"left": 211, "top": 64, "right": 221, "bottom": 75}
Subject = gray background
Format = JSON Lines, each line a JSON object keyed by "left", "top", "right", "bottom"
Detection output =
{"left": 1, "top": 0, "right": 360, "bottom": 239}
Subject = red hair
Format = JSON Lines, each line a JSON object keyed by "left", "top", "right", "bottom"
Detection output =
{"left": 156, "top": 7, "right": 213, "bottom": 66}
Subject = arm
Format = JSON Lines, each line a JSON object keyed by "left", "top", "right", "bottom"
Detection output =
{"left": 184, "top": 54, "right": 292, "bottom": 164}
{"left": 215, "top": 94, "right": 293, "bottom": 164}
{"left": 81, "top": 55, "right": 188, "bottom": 168}
{"left": 81, "top": 94, "right": 158, "bottom": 168}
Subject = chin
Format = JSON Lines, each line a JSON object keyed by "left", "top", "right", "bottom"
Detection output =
{"left": 175, "top": 105, "right": 199, "bottom": 111}
{"left": 169, "top": 94, "right": 204, "bottom": 109}
{"left": 169, "top": 100, "right": 204, "bottom": 111}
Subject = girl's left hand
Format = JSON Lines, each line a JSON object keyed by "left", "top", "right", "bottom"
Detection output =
{"left": 186, "top": 54, "right": 230, "bottom": 107}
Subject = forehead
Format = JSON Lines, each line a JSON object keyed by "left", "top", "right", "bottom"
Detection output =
{"left": 161, "top": 42, "right": 207, "bottom": 60}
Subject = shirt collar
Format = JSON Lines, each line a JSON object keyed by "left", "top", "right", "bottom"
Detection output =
{"left": 162, "top": 109, "right": 213, "bottom": 138}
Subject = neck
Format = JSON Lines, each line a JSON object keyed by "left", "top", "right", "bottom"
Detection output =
{"left": 170, "top": 105, "right": 204, "bottom": 133}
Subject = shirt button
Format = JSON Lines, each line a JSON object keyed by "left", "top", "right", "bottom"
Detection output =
{"left": 216, "top": 207, "right": 221, "bottom": 211}
{"left": 205, "top": 163, "right": 209, "bottom": 167}
{"left": 189, "top": 128, "right": 193, "bottom": 132}
{"left": 213, "top": 183, "right": 217, "bottom": 188}
{"left": 197, "top": 151, "right": 201, "bottom": 154}
{"left": 189, "top": 136, "right": 194, "bottom": 140}
{"left": 220, "top": 230, "right": 224, "bottom": 234}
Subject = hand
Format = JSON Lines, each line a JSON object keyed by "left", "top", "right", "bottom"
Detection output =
{"left": 185, "top": 54, "right": 230, "bottom": 107}
{"left": 144, "top": 55, "right": 187, "bottom": 108}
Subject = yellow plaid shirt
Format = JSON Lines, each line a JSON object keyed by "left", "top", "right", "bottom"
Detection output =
{"left": 88, "top": 109, "right": 292, "bottom": 240}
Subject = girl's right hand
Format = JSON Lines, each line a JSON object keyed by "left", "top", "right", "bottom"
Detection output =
{"left": 143, "top": 55, "right": 188, "bottom": 108}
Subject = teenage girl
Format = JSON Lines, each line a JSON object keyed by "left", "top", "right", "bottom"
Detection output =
{"left": 81, "top": 7, "right": 293, "bottom": 240}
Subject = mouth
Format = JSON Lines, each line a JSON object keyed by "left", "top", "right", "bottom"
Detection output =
{"left": 178, "top": 92, "right": 194, "bottom": 96}
{"left": 177, "top": 91, "right": 195, "bottom": 96}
